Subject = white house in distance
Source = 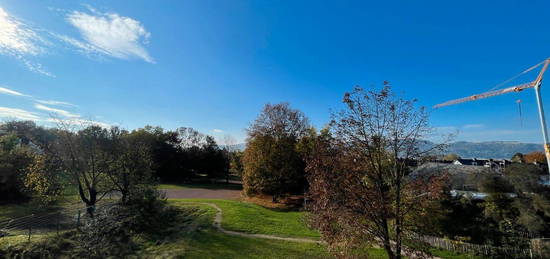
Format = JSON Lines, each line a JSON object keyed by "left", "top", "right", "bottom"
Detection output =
{"left": 452, "top": 158, "right": 511, "bottom": 170}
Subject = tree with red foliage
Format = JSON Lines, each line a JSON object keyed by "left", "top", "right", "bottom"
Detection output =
{"left": 524, "top": 151, "right": 547, "bottom": 164}
{"left": 306, "top": 84, "right": 447, "bottom": 258}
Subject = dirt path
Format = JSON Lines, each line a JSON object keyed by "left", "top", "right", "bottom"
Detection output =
{"left": 183, "top": 202, "right": 322, "bottom": 244}
{"left": 162, "top": 188, "right": 242, "bottom": 200}
{"left": 180, "top": 201, "right": 439, "bottom": 258}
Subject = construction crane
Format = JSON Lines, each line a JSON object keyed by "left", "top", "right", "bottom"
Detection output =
{"left": 434, "top": 58, "right": 550, "bottom": 176}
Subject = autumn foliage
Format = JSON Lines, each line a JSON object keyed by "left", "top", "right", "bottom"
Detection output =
{"left": 524, "top": 151, "right": 547, "bottom": 164}
{"left": 306, "top": 84, "right": 447, "bottom": 259}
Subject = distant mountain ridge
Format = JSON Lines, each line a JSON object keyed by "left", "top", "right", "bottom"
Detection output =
{"left": 224, "top": 141, "right": 543, "bottom": 160}
{"left": 444, "top": 141, "right": 543, "bottom": 159}
{"left": 221, "top": 143, "right": 246, "bottom": 151}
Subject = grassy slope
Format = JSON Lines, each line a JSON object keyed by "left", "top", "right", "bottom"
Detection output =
{"left": 169, "top": 199, "right": 320, "bottom": 239}
{"left": 168, "top": 200, "right": 487, "bottom": 259}
{"left": 159, "top": 182, "right": 243, "bottom": 190}
{"left": 1, "top": 193, "right": 483, "bottom": 258}
{"left": 145, "top": 202, "right": 391, "bottom": 259}
{"left": 141, "top": 203, "right": 331, "bottom": 259}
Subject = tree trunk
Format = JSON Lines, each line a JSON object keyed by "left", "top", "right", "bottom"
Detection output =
{"left": 395, "top": 179, "right": 403, "bottom": 259}
{"left": 382, "top": 218, "right": 398, "bottom": 259}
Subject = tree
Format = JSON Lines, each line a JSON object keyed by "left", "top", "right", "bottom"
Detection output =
{"left": 247, "top": 102, "right": 310, "bottom": 140}
{"left": 504, "top": 164, "right": 550, "bottom": 237}
{"left": 0, "top": 133, "right": 35, "bottom": 202}
{"left": 229, "top": 150, "right": 244, "bottom": 177}
{"left": 306, "top": 85, "right": 446, "bottom": 258}
{"left": 511, "top": 153, "right": 525, "bottom": 163}
{"left": 504, "top": 163, "right": 544, "bottom": 193}
{"left": 130, "top": 126, "right": 183, "bottom": 182}
{"left": 54, "top": 124, "right": 115, "bottom": 215}
{"left": 199, "top": 136, "right": 229, "bottom": 181}
{"left": 443, "top": 153, "right": 461, "bottom": 161}
{"left": 243, "top": 103, "right": 311, "bottom": 200}
{"left": 105, "top": 128, "right": 155, "bottom": 204}
{"left": 243, "top": 135, "right": 305, "bottom": 199}
{"left": 524, "top": 151, "right": 547, "bottom": 164}
{"left": 23, "top": 154, "right": 64, "bottom": 206}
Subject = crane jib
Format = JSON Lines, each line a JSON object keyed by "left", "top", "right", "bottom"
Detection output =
{"left": 433, "top": 58, "right": 550, "bottom": 177}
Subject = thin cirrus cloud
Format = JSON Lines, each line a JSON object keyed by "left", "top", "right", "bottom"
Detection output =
{"left": 0, "top": 86, "right": 31, "bottom": 97}
{"left": 35, "top": 99, "right": 76, "bottom": 107}
{"left": 0, "top": 106, "right": 41, "bottom": 121}
{"left": 34, "top": 103, "right": 80, "bottom": 118}
{"left": 0, "top": 85, "right": 110, "bottom": 127}
{"left": 0, "top": 7, "right": 53, "bottom": 77}
{"left": 0, "top": 85, "right": 74, "bottom": 106}
{"left": 61, "top": 7, "right": 154, "bottom": 63}
{"left": 463, "top": 124, "right": 484, "bottom": 129}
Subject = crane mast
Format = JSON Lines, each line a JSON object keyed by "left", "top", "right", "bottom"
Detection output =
{"left": 434, "top": 58, "right": 550, "bottom": 176}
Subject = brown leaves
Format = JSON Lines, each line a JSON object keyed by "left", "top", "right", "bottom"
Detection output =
{"left": 306, "top": 84, "right": 444, "bottom": 258}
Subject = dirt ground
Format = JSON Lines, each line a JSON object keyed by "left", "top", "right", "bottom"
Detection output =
{"left": 162, "top": 188, "right": 242, "bottom": 200}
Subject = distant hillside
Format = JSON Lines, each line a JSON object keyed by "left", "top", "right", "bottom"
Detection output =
{"left": 222, "top": 143, "right": 246, "bottom": 151}
{"left": 225, "top": 141, "right": 542, "bottom": 159}
{"left": 444, "top": 141, "right": 542, "bottom": 159}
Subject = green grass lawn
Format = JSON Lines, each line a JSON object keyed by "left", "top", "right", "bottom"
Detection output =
{"left": 0, "top": 196, "right": 81, "bottom": 222}
{"left": 153, "top": 201, "right": 390, "bottom": 259}
{"left": 169, "top": 199, "right": 321, "bottom": 239}
{"left": 430, "top": 248, "right": 490, "bottom": 259}
{"left": 168, "top": 200, "right": 486, "bottom": 259}
{"left": 1, "top": 196, "right": 486, "bottom": 259}
{"left": 159, "top": 182, "right": 243, "bottom": 190}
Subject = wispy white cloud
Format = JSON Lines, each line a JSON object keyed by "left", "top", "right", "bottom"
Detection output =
{"left": 212, "top": 129, "right": 224, "bottom": 133}
{"left": 434, "top": 126, "right": 458, "bottom": 132}
{"left": 34, "top": 103, "right": 80, "bottom": 118}
{"left": 62, "top": 7, "right": 154, "bottom": 63}
{"left": 0, "top": 7, "right": 53, "bottom": 76}
{"left": 36, "top": 99, "right": 76, "bottom": 107}
{"left": 0, "top": 86, "right": 31, "bottom": 97}
{"left": 0, "top": 7, "right": 42, "bottom": 55}
{"left": 0, "top": 85, "right": 110, "bottom": 127}
{"left": 463, "top": 124, "right": 484, "bottom": 129}
{"left": 0, "top": 85, "right": 76, "bottom": 108}
{"left": 0, "top": 106, "right": 40, "bottom": 121}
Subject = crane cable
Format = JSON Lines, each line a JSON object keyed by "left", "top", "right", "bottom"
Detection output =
{"left": 487, "top": 60, "right": 546, "bottom": 92}
{"left": 517, "top": 99, "right": 523, "bottom": 127}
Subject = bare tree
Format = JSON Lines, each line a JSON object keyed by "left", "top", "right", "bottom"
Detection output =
{"left": 223, "top": 134, "right": 237, "bottom": 151}
{"left": 307, "top": 84, "right": 447, "bottom": 258}
{"left": 176, "top": 127, "right": 206, "bottom": 149}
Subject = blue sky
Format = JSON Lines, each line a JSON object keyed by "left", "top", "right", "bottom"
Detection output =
{"left": 0, "top": 1, "right": 549, "bottom": 144}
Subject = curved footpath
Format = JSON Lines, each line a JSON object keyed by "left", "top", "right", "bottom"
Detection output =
{"left": 181, "top": 202, "right": 441, "bottom": 258}
{"left": 183, "top": 202, "right": 321, "bottom": 244}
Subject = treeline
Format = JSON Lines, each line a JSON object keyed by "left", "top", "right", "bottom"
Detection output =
{"left": 240, "top": 84, "right": 550, "bottom": 258}
{"left": 425, "top": 163, "right": 550, "bottom": 248}
{"left": 0, "top": 121, "right": 236, "bottom": 207}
